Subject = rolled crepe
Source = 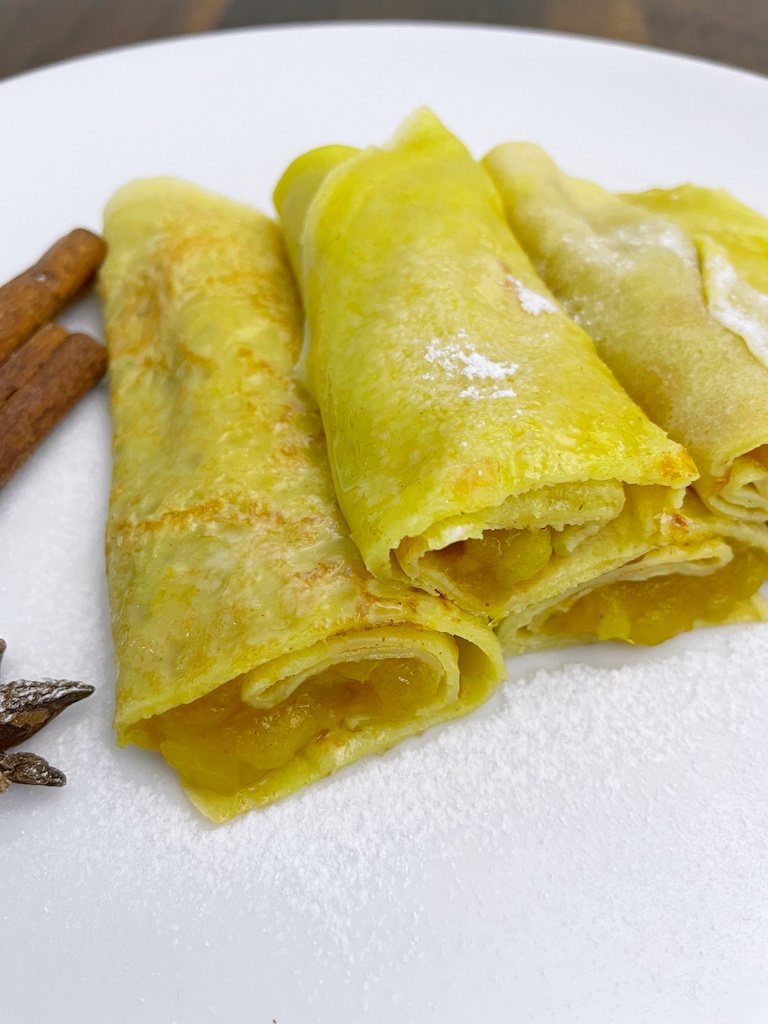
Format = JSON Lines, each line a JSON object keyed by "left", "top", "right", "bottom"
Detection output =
{"left": 274, "top": 109, "right": 701, "bottom": 639}
{"left": 484, "top": 144, "right": 768, "bottom": 523}
{"left": 101, "top": 177, "right": 504, "bottom": 823}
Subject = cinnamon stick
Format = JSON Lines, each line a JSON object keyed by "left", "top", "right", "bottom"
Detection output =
{"left": 0, "top": 229, "right": 106, "bottom": 363}
{"left": 0, "top": 322, "right": 69, "bottom": 407}
{"left": 0, "top": 331, "right": 107, "bottom": 490}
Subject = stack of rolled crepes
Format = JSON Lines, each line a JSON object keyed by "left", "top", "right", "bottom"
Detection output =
{"left": 275, "top": 109, "right": 768, "bottom": 653}
{"left": 101, "top": 109, "right": 768, "bottom": 821}
{"left": 483, "top": 139, "right": 768, "bottom": 645}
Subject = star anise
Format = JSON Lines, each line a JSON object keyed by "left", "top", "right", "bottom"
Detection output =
{"left": 0, "top": 751, "right": 66, "bottom": 792}
{"left": 0, "top": 676, "right": 95, "bottom": 750}
{"left": 0, "top": 638, "right": 94, "bottom": 792}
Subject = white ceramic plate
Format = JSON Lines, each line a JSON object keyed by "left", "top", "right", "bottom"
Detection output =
{"left": 2, "top": 24, "right": 768, "bottom": 1024}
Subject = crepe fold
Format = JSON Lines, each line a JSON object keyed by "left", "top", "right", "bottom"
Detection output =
{"left": 275, "top": 108, "right": 768, "bottom": 652}
{"left": 484, "top": 143, "right": 768, "bottom": 524}
{"left": 101, "top": 178, "right": 504, "bottom": 822}
{"left": 624, "top": 184, "right": 768, "bottom": 414}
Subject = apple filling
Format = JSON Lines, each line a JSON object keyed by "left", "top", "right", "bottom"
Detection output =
{"left": 543, "top": 546, "right": 768, "bottom": 645}
{"left": 135, "top": 652, "right": 451, "bottom": 796}
{"left": 420, "top": 528, "right": 553, "bottom": 613}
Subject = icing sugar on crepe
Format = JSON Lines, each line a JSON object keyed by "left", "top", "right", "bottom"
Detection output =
{"left": 507, "top": 275, "right": 558, "bottom": 316}
{"left": 560, "top": 219, "right": 698, "bottom": 275}
{"left": 422, "top": 334, "right": 518, "bottom": 398}
{"left": 700, "top": 245, "right": 768, "bottom": 368}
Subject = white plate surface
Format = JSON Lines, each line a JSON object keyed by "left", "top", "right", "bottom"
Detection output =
{"left": 2, "top": 23, "right": 768, "bottom": 1024}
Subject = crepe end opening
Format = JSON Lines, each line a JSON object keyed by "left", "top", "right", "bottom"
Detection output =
{"left": 518, "top": 544, "right": 768, "bottom": 648}
{"left": 120, "top": 632, "right": 467, "bottom": 816}
{"left": 704, "top": 445, "right": 768, "bottom": 521}
{"left": 412, "top": 527, "right": 553, "bottom": 618}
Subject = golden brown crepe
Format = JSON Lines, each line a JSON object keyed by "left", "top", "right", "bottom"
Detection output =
{"left": 100, "top": 177, "right": 504, "bottom": 822}
{"left": 274, "top": 109, "right": 704, "bottom": 643}
{"left": 484, "top": 144, "right": 768, "bottom": 523}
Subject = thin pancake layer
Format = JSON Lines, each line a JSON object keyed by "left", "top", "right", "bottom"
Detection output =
{"left": 274, "top": 109, "right": 695, "bottom": 624}
{"left": 484, "top": 144, "right": 768, "bottom": 522}
{"left": 101, "top": 177, "right": 504, "bottom": 823}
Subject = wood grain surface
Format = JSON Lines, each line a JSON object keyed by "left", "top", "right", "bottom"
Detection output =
{"left": 1, "top": 0, "right": 766, "bottom": 80}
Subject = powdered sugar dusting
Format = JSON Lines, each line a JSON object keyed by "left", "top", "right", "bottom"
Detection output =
{"left": 423, "top": 336, "right": 518, "bottom": 399}
{"left": 611, "top": 220, "right": 696, "bottom": 262}
{"left": 5, "top": 619, "right": 768, "bottom": 1021}
{"left": 458, "top": 383, "right": 517, "bottom": 399}
{"left": 561, "top": 218, "right": 697, "bottom": 274}
{"left": 701, "top": 247, "right": 768, "bottom": 368}
{"left": 508, "top": 275, "right": 558, "bottom": 315}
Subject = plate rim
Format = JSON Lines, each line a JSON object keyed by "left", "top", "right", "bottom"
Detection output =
{"left": 1, "top": 19, "right": 767, "bottom": 96}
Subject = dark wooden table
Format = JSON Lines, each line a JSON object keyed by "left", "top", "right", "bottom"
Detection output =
{"left": 2, "top": 0, "right": 767, "bottom": 81}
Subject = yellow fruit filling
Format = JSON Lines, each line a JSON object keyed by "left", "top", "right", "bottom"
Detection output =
{"left": 543, "top": 546, "right": 768, "bottom": 646}
{"left": 133, "top": 653, "right": 447, "bottom": 797}
{"left": 429, "top": 528, "right": 553, "bottom": 609}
